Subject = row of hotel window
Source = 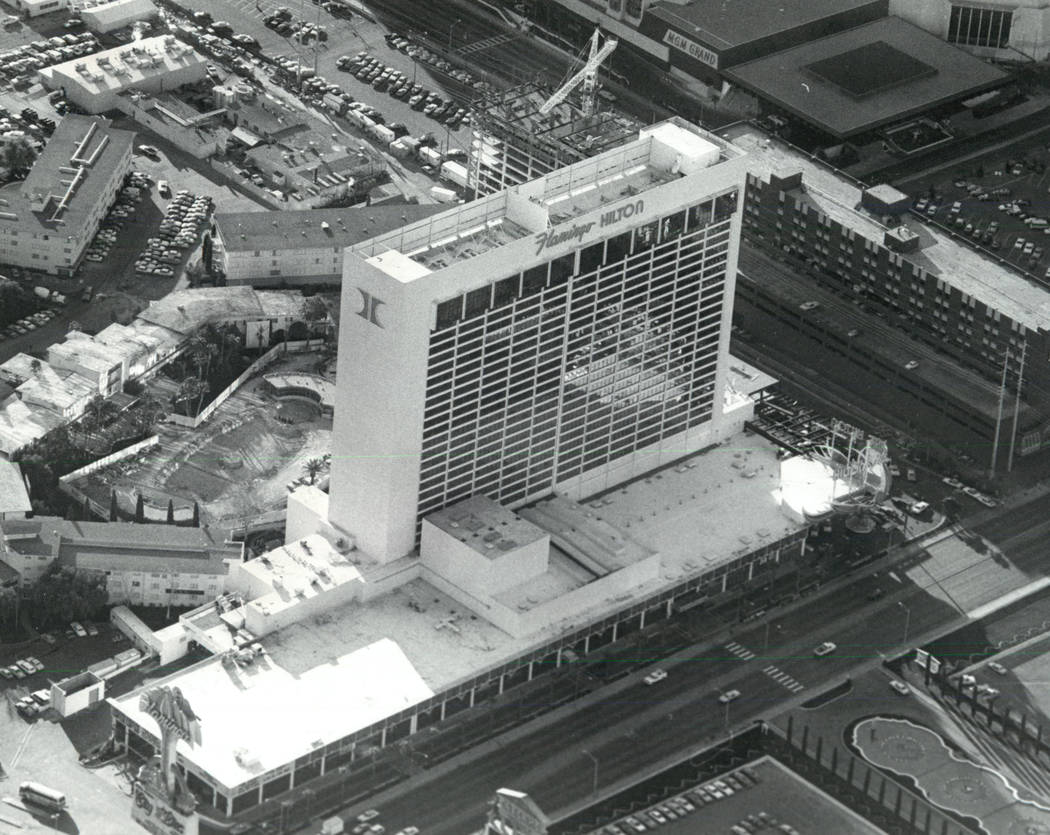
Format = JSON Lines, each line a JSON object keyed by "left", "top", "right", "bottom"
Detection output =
{"left": 434, "top": 197, "right": 736, "bottom": 330}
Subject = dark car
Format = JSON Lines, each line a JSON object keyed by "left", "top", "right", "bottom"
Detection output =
{"left": 193, "top": 10, "right": 212, "bottom": 25}
{"left": 209, "top": 21, "right": 234, "bottom": 37}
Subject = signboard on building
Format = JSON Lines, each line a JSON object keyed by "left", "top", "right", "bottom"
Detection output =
{"left": 485, "top": 788, "right": 549, "bottom": 835}
{"left": 132, "top": 781, "right": 200, "bottom": 835}
{"left": 663, "top": 30, "right": 719, "bottom": 70}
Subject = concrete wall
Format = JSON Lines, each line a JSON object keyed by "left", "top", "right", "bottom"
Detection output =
{"left": 423, "top": 550, "right": 660, "bottom": 638}
{"left": 15, "top": 0, "right": 67, "bottom": 17}
{"left": 115, "top": 96, "right": 224, "bottom": 159}
{"left": 51, "top": 672, "right": 104, "bottom": 717}
{"left": 52, "top": 61, "right": 208, "bottom": 114}
{"left": 220, "top": 244, "right": 343, "bottom": 287}
{"left": 420, "top": 521, "right": 550, "bottom": 597}
{"left": 58, "top": 434, "right": 159, "bottom": 482}
{"left": 239, "top": 575, "right": 362, "bottom": 637}
{"left": 890, "top": 0, "right": 1050, "bottom": 61}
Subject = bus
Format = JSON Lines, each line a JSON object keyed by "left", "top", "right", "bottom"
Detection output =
{"left": 19, "top": 782, "right": 66, "bottom": 813}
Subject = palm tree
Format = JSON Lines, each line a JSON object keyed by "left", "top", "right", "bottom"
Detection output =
{"left": 303, "top": 458, "right": 325, "bottom": 485}
{"left": 85, "top": 394, "right": 106, "bottom": 431}
{"left": 175, "top": 376, "right": 206, "bottom": 417}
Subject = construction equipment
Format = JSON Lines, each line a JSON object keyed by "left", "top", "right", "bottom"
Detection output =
{"left": 538, "top": 28, "right": 617, "bottom": 117}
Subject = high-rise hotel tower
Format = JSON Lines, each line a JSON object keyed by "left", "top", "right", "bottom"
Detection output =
{"left": 329, "top": 119, "right": 750, "bottom": 562}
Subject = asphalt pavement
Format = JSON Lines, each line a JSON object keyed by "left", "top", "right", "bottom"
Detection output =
{"left": 284, "top": 485, "right": 1050, "bottom": 835}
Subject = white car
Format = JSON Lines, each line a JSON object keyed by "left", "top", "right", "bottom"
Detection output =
{"left": 909, "top": 501, "right": 930, "bottom": 515}
{"left": 988, "top": 661, "right": 1007, "bottom": 675}
{"left": 889, "top": 680, "right": 910, "bottom": 696}
{"left": 644, "top": 669, "right": 668, "bottom": 685}
{"left": 70, "top": 621, "right": 87, "bottom": 637}
{"left": 718, "top": 689, "right": 741, "bottom": 704}
{"left": 813, "top": 641, "right": 837, "bottom": 657}
{"left": 977, "top": 684, "right": 999, "bottom": 697}
{"left": 942, "top": 477, "right": 963, "bottom": 488}
{"left": 958, "top": 674, "right": 976, "bottom": 686}
{"left": 357, "top": 811, "right": 380, "bottom": 823}
{"left": 975, "top": 493, "right": 998, "bottom": 508}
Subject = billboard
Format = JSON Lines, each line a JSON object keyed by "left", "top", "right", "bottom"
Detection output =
{"left": 132, "top": 781, "right": 200, "bottom": 835}
{"left": 663, "top": 29, "right": 719, "bottom": 69}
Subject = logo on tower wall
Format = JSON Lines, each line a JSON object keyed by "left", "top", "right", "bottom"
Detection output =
{"left": 357, "top": 288, "right": 385, "bottom": 328}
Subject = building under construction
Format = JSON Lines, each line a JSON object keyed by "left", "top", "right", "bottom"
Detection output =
{"left": 468, "top": 82, "right": 639, "bottom": 196}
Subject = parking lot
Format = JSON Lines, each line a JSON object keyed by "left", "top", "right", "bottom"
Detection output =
{"left": 168, "top": 0, "right": 476, "bottom": 153}
{"left": 904, "top": 126, "right": 1050, "bottom": 284}
{"left": 605, "top": 756, "right": 879, "bottom": 835}
{"left": 968, "top": 633, "right": 1050, "bottom": 726}
{"left": 0, "top": 126, "right": 267, "bottom": 365}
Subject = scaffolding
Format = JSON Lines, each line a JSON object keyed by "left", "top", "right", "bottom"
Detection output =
{"left": 468, "top": 81, "right": 639, "bottom": 197}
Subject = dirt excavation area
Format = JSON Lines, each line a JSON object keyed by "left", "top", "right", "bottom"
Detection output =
{"left": 76, "top": 352, "right": 334, "bottom": 528}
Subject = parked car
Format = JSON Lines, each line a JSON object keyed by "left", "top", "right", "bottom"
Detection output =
{"left": 70, "top": 621, "right": 87, "bottom": 637}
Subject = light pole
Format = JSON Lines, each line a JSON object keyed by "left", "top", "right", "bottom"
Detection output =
{"left": 448, "top": 18, "right": 461, "bottom": 51}
{"left": 719, "top": 692, "right": 731, "bottom": 731}
{"left": 763, "top": 621, "right": 782, "bottom": 651}
{"left": 581, "top": 749, "right": 598, "bottom": 795}
{"left": 898, "top": 601, "right": 911, "bottom": 645}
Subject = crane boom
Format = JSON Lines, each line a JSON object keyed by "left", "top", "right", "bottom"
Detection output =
{"left": 538, "top": 29, "right": 618, "bottom": 116}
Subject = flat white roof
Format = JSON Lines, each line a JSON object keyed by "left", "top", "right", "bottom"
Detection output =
{"left": 279, "top": 431, "right": 804, "bottom": 687}
{"left": 0, "top": 396, "right": 64, "bottom": 455}
{"left": 110, "top": 637, "right": 432, "bottom": 789}
{"left": 109, "top": 430, "right": 810, "bottom": 789}
{"left": 42, "top": 35, "right": 204, "bottom": 96}
{"left": 0, "top": 460, "right": 31, "bottom": 516}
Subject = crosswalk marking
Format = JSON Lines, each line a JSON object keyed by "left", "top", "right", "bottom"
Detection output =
{"left": 763, "top": 664, "right": 804, "bottom": 694}
{"left": 457, "top": 32, "right": 518, "bottom": 55}
{"left": 724, "top": 642, "right": 755, "bottom": 660}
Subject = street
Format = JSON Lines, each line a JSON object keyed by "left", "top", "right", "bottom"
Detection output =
{"left": 287, "top": 489, "right": 1050, "bottom": 835}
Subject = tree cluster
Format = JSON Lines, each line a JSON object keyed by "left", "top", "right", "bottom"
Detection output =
{"left": 28, "top": 564, "right": 108, "bottom": 629}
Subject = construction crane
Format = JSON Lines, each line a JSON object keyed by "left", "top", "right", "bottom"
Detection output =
{"left": 538, "top": 28, "right": 618, "bottom": 117}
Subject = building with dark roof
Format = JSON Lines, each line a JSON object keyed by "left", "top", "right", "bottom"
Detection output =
{"left": 890, "top": 0, "right": 1050, "bottom": 63}
{"left": 641, "top": 0, "right": 887, "bottom": 75}
{"left": 214, "top": 206, "right": 444, "bottom": 287}
{"left": 0, "top": 517, "right": 244, "bottom": 606}
{"left": 724, "top": 16, "right": 1010, "bottom": 140}
{"left": 531, "top": 0, "right": 886, "bottom": 85}
{"left": 0, "top": 114, "right": 134, "bottom": 276}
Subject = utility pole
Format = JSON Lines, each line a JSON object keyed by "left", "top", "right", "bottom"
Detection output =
{"left": 989, "top": 348, "right": 1010, "bottom": 478}
{"left": 898, "top": 601, "right": 911, "bottom": 645}
{"left": 581, "top": 749, "right": 598, "bottom": 795}
{"left": 1008, "top": 339, "right": 1027, "bottom": 472}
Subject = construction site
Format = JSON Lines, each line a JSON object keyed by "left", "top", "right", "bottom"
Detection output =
{"left": 467, "top": 29, "right": 640, "bottom": 196}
